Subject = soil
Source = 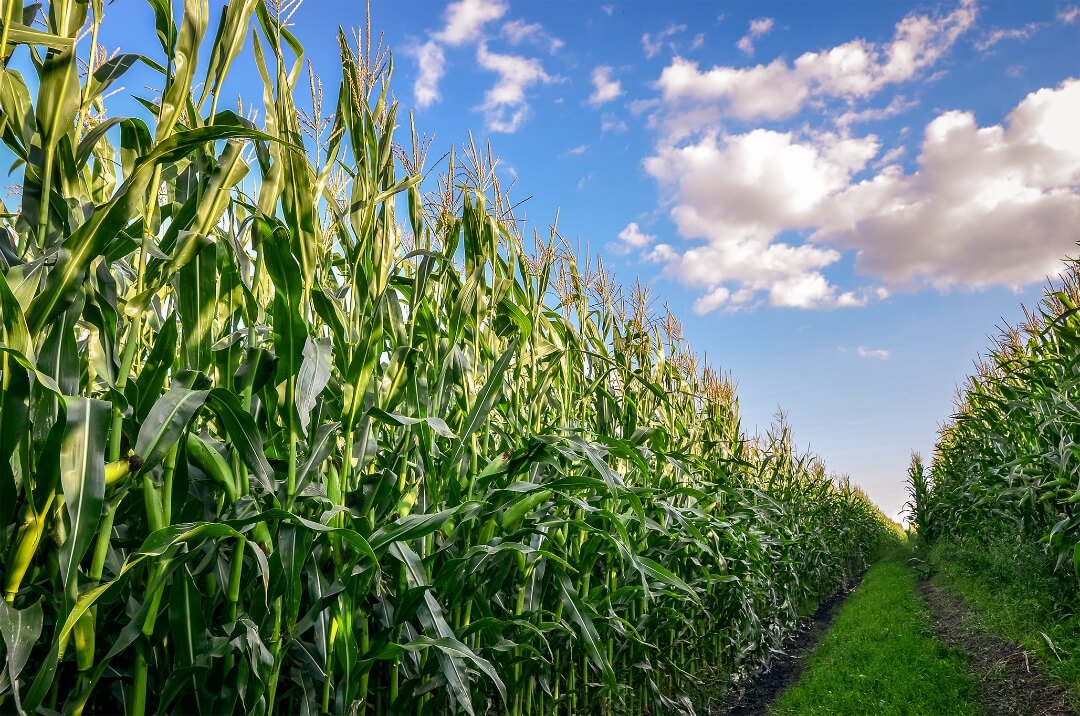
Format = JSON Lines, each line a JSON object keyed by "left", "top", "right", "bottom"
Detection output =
{"left": 709, "top": 573, "right": 865, "bottom": 716}
{"left": 918, "top": 579, "right": 1077, "bottom": 716}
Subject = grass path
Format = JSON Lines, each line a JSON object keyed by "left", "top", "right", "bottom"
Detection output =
{"left": 769, "top": 552, "right": 981, "bottom": 716}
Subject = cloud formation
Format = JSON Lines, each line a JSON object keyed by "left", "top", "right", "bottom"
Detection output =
{"left": 502, "top": 19, "right": 564, "bottom": 52}
{"left": 476, "top": 43, "right": 557, "bottom": 133}
{"left": 411, "top": 0, "right": 508, "bottom": 109}
{"left": 857, "top": 346, "right": 892, "bottom": 359}
{"left": 410, "top": 0, "right": 556, "bottom": 132}
{"left": 975, "top": 22, "right": 1042, "bottom": 51}
{"left": 618, "top": 222, "right": 656, "bottom": 248}
{"left": 589, "top": 65, "right": 623, "bottom": 106}
{"left": 436, "top": 0, "right": 508, "bottom": 45}
{"left": 412, "top": 41, "right": 447, "bottom": 108}
{"left": 817, "top": 79, "right": 1080, "bottom": 289}
{"left": 638, "top": 78, "right": 1080, "bottom": 312}
{"left": 736, "top": 17, "right": 775, "bottom": 57}
{"left": 642, "top": 24, "right": 687, "bottom": 59}
{"left": 643, "top": 129, "right": 877, "bottom": 310}
{"left": 657, "top": 0, "right": 976, "bottom": 121}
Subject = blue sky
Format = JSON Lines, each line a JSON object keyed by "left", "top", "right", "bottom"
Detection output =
{"left": 29, "top": 0, "right": 1080, "bottom": 518}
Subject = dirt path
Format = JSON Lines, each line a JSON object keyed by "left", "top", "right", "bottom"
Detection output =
{"left": 711, "top": 574, "right": 864, "bottom": 716}
{"left": 918, "top": 580, "right": 1076, "bottom": 716}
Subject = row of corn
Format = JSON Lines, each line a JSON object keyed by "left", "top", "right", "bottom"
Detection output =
{"left": 908, "top": 261, "right": 1080, "bottom": 584}
{"left": 0, "top": 2, "right": 901, "bottom": 713}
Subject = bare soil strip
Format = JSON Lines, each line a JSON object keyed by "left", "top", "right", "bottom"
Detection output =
{"left": 711, "top": 574, "right": 865, "bottom": 716}
{"left": 918, "top": 580, "right": 1076, "bottom": 716}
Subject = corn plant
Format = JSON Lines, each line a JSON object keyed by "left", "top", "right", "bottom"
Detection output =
{"left": 0, "top": 2, "right": 901, "bottom": 714}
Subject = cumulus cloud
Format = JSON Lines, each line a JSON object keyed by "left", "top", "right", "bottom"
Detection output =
{"left": 502, "top": 19, "right": 564, "bottom": 52}
{"left": 657, "top": 0, "right": 976, "bottom": 121}
{"left": 411, "top": 0, "right": 556, "bottom": 131}
{"left": 476, "top": 43, "right": 557, "bottom": 133}
{"left": 411, "top": 0, "right": 507, "bottom": 108}
{"left": 618, "top": 222, "right": 656, "bottom": 248}
{"left": 736, "top": 17, "right": 775, "bottom": 57}
{"left": 636, "top": 76, "right": 1080, "bottom": 312}
{"left": 1058, "top": 5, "right": 1079, "bottom": 24}
{"left": 589, "top": 65, "right": 623, "bottom": 106}
{"left": 435, "top": 0, "right": 508, "bottom": 45}
{"left": 642, "top": 24, "right": 687, "bottom": 59}
{"left": 565, "top": 144, "right": 589, "bottom": 156}
{"left": 857, "top": 346, "right": 892, "bottom": 359}
{"left": 412, "top": 41, "right": 447, "bottom": 108}
{"left": 816, "top": 79, "right": 1080, "bottom": 289}
{"left": 642, "top": 129, "right": 878, "bottom": 310}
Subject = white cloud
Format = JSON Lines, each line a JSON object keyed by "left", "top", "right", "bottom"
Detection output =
{"left": 694, "top": 287, "right": 731, "bottom": 314}
{"left": 642, "top": 129, "right": 879, "bottom": 311}
{"left": 835, "top": 94, "right": 919, "bottom": 128}
{"left": 601, "top": 4, "right": 615, "bottom": 17}
{"left": 737, "top": 17, "right": 775, "bottom": 57}
{"left": 657, "top": 0, "right": 976, "bottom": 121}
{"left": 691, "top": 33, "right": 705, "bottom": 50}
{"left": 589, "top": 65, "right": 623, "bottom": 106}
{"left": 412, "top": 0, "right": 557, "bottom": 127}
{"left": 975, "top": 22, "right": 1042, "bottom": 51}
{"left": 502, "top": 19, "right": 564, "bottom": 52}
{"left": 411, "top": 40, "right": 446, "bottom": 109}
{"left": 1057, "top": 5, "right": 1079, "bottom": 24}
{"left": 476, "top": 43, "right": 557, "bottom": 133}
{"left": 601, "top": 113, "right": 629, "bottom": 133}
{"left": 875, "top": 145, "right": 906, "bottom": 167}
{"left": 565, "top": 144, "right": 589, "bottom": 156}
{"left": 618, "top": 222, "right": 656, "bottom": 248}
{"left": 435, "top": 0, "right": 508, "bottom": 46}
{"left": 857, "top": 346, "right": 892, "bottom": 359}
{"left": 637, "top": 79, "right": 1080, "bottom": 311}
{"left": 816, "top": 79, "right": 1080, "bottom": 289}
{"left": 642, "top": 23, "right": 687, "bottom": 59}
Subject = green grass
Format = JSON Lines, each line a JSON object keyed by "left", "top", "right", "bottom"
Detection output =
{"left": 770, "top": 552, "right": 980, "bottom": 716}
{"left": 928, "top": 536, "right": 1080, "bottom": 695}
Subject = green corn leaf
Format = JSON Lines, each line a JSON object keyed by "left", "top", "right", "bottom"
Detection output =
{"left": 370, "top": 507, "right": 461, "bottom": 555}
{"left": 558, "top": 572, "right": 617, "bottom": 690}
{"left": 366, "top": 407, "right": 456, "bottom": 438}
{"left": 135, "top": 387, "right": 209, "bottom": 474}
{"left": 175, "top": 240, "right": 218, "bottom": 372}
{"left": 0, "top": 599, "right": 43, "bottom": 707}
{"left": 57, "top": 397, "right": 109, "bottom": 601}
{"left": 156, "top": 0, "right": 207, "bottom": 141}
{"left": 447, "top": 344, "right": 517, "bottom": 470}
{"left": 205, "top": 388, "right": 275, "bottom": 495}
{"left": 132, "top": 316, "right": 178, "bottom": 423}
{"left": 199, "top": 0, "right": 259, "bottom": 109}
{"left": 83, "top": 54, "right": 142, "bottom": 108}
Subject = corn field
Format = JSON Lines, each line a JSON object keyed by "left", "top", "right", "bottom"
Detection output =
{"left": 0, "top": 2, "right": 901, "bottom": 714}
{"left": 909, "top": 259, "right": 1080, "bottom": 580}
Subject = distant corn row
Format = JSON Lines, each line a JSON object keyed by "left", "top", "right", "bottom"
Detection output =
{"left": 909, "top": 260, "right": 1080, "bottom": 578}
{"left": 0, "top": 2, "right": 900, "bottom": 714}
